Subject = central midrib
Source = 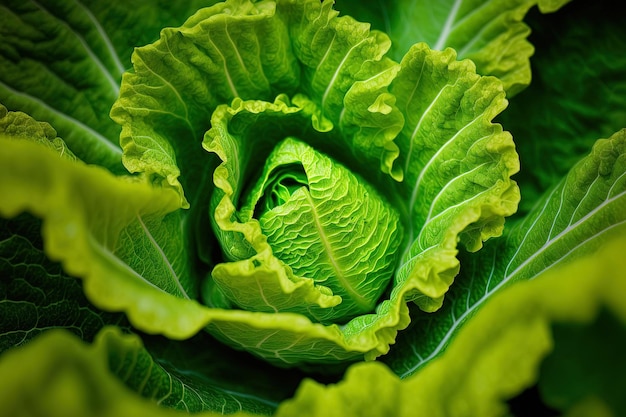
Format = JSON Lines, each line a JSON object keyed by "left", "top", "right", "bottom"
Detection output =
{"left": 304, "top": 191, "right": 369, "bottom": 309}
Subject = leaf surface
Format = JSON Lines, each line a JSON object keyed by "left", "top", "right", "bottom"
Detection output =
{"left": 390, "top": 43, "right": 519, "bottom": 312}
{"left": 385, "top": 129, "right": 626, "bottom": 376}
{"left": 337, "top": 0, "right": 573, "bottom": 95}
{"left": 276, "top": 233, "right": 626, "bottom": 417}
{"left": 0, "top": 0, "right": 217, "bottom": 172}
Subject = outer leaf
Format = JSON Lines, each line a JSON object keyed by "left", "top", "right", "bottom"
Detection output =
{"left": 0, "top": 0, "right": 218, "bottom": 172}
{"left": 385, "top": 129, "right": 626, "bottom": 376}
{"left": 390, "top": 43, "right": 519, "bottom": 312}
{"left": 498, "top": 0, "right": 626, "bottom": 213}
{"left": 337, "top": 0, "right": 573, "bottom": 95}
{"left": 3, "top": 233, "right": 624, "bottom": 416}
{"left": 0, "top": 106, "right": 129, "bottom": 347}
{"left": 0, "top": 327, "right": 259, "bottom": 417}
{"left": 0, "top": 214, "right": 129, "bottom": 351}
{"left": 0, "top": 138, "right": 212, "bottom": 339}
{"left": 275, "top": 233, "right": 626, "bottom": 417}
{"left": 110, "top": 0, "right": 301, "bottom": 207}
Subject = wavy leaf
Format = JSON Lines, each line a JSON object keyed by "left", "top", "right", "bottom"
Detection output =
{"left": 284, "top": 0, "right": 404, "bottom": 178}
{"left": 337, "top": 0, "right": 573, "bottom": 95}
{"left": 390, "top": 43, "right": 519, "bottom": 312}
{"left": 209, "top": 125, "right": 403, "bottom": 323}
{"left": 110, "top": 0, "right": 301, "bottom": 207}
{"left": 0, "top": 138, "right": 214, "bottom": 339}
{"left": 276, "top": 232, "right": 626, "bottom": 417}
{"left": 385, "top": 129, "right": 626, "bottom": 376}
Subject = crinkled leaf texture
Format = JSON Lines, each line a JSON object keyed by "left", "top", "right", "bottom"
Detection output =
{"left": 1, "top": 227, "right": 624, "bottom": 417}
{"left": 0, "top": 0, "right": 220, "bottom": 173}
{"left": 336, "top": 0, "right": 572, "bottom": 95}
{"left": 385, "top": 128, "right": 626, "bottom": 375}
{"left": 102, "top": 0, "right": 518, "bottom": 366}
{"left": 276, "top": 233, "right": 626, "bottom": 417}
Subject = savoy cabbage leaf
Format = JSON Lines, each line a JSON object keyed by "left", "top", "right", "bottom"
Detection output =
{"left": 0, "top": 0, "right": 624, "bottom": 415}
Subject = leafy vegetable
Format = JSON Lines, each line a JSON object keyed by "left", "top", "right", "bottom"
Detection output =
{"left": 0, "top": 0, "right": 624, "bottom": 415}
{"left": 277, "top": 233, "right": 626, "bottom": 417}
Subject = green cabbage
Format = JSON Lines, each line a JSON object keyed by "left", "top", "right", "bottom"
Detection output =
{"left": 0, "top": 0, "right": 624, "bottom": 415}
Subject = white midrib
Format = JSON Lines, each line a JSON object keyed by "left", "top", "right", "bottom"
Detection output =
{"left": 304, "top": 191, "right": 369, "bottom": 309}
{"left": 434, "top": 0, "right": 463, "bottom": 51}
{"left": 403, "top": 106, "right": 484, "bottom": 256}
{"left": 0, "top": 81, "right": 122, "bottom": 157}
{"left": 77, "top": 0, "right": 125, "bottom": 76}
{"left": 136, "top": 215, "right": 190, "bottom": 300}
{"left": 400, "top": 189, "right": 626, "bottom": 378}
{"left": 32, "top": 0, "right": 120, "bottom": 95}
{"left": 206, "top": 32, "right": 239, "bottom": 98}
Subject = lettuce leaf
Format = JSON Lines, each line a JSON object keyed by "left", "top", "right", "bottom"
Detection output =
{"left": 0, "top": 0, "right": 220, "bottom": 172}
{"left": 277, "top": 233, "right": 626, "bottom": 417}
{"left": 3, "top": 218, "right": 624, "bottom": 417}
{"left": 105, "top": 0, "right": 519, "bottom": 365}
{"left": 384, "top": 128, "right": 626, "bottom": 376}
{"left": 1, "top": 0, "right": 625, "bottom": 415}
{"left": 336, "top": 0, "right": 572, "bottom": 95}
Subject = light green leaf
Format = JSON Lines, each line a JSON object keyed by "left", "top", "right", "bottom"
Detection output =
{"left": 385, "top": 129, "right": 626, "bottom": 376}
{"left": 275, "top": 232, "right": 626, "bottom": 417}
{"left": 390, "top": 43, "right": 519, "bottom": 312}
{"left": 203, "top": 95, "right": 343, "bottom": 320}
{"left": 0, "top": 327, "right": 262, "bottom": 417}
{"left": 284, "top": 0, "right": 404, "bottom": 178}
{"left": 0, "top": 138, "right": 211, "bottom": 339}
{"left": 110, "top": 0, "right": 301, "bottom": 207}
{"left": 211, "top": 133, "right": 402, "bottom": 323}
